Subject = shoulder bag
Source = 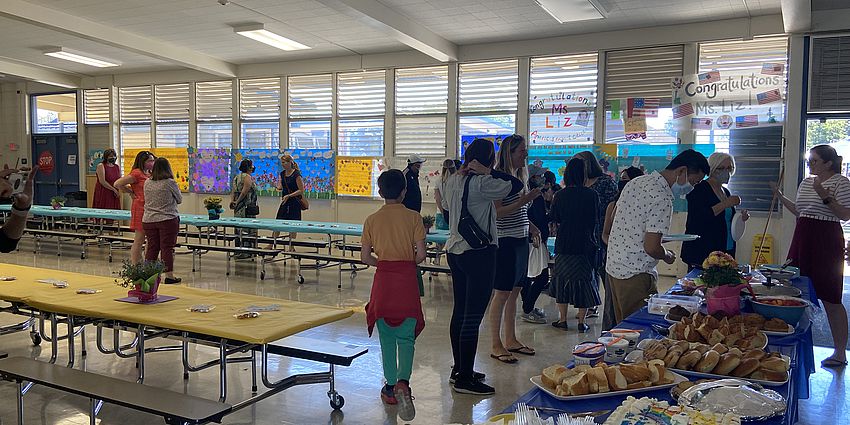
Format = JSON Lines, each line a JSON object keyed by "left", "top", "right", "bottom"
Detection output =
{"left": 283, "top": 172, "right": 309, "bottom": 210}
{"left": 457, "top": 175, "right": 492, "bottom": 250}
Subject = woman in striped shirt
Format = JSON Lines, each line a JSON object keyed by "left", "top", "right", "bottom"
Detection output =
{"left": 773, "top": 144, "right": 850, "bottom": 368}
{"left": 488, "top": 135, "right": 541, "bottom": 364}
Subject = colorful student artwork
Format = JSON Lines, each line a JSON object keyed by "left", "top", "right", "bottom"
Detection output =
{"left": 528, "top": 144, "right": 618, "bottom": 179}
{"left": 336, "top": 157, "right": 373, "bottom": 196}
{"left": 122, "top": 149, "right": 145, "bottom": 175}
{"left": 152, "top": 148, "right": 190, "bottom": 192}
{"left": 286, "top": 149, "right": 336, "bottom": 199}
{"left": 529, "top": 90, "right": 596, "bottom": 144}
{"left": 672, "top": 67, "right": 785, "bottom": 130}
{"left": 189, "top": 148, "right": 231, "bottom": 194}
{"left": 379, "top": 157, "right": 442, "bottom": 203}
{"left": 87, "top": 149, "right": 104, "bottom": 174}
{"left": 231, "top": 149, "right": 280, "bottom": 197}
{"left": 459, "top": 134, "right": 508, "bottom": 157}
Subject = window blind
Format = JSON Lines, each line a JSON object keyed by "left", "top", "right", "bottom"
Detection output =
{"left": 459, "top": 60, "right": 518, "bottom": 113}
{"left": 338, "top": 70, "right": 386, "bottom": 118}
{"left": 338, "top": 118, "right": 383, "bottom": 156}
{"left": 605, "top": 45, "right": 684, "bottom": 106}
{"left": 394, "top": 66, "right": 448, "bottom": 157}
{"left": 288, "top": 74, "right": 332, "bottom": 119}
{"left": 119, "top": 86, "right": 152, "bottom": 123}
{"left": 154, "top": 83, "right": 190, "bottom": 122}
{"left": 84, "top": 89, "right": 110, "bottom": 125}
{"left": 810, "top": 36, "right": 850, "bottom": 112}
{"left": 196, "top": 81, "right": 232, "bottom": 121}
{"left": 240, "top": 77, "right": 280, "bottom": 121}
{"left": 529, "top": 54, "right": 598, "bottom": 145}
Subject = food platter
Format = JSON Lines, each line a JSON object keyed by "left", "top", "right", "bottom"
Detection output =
{"left": 530, "top": 372, "right": 688, "bottom": 401}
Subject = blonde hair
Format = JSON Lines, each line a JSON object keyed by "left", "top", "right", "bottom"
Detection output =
{"left": 280, "top": 154, "right": 300, "bottom": 173}
{"left": 495, "top": 135, "right": 527, "bottom": 183}
{"left": 440, "top": 159, "right": 456, "bottom": 183}
{"left": 708, "top": 152, "right": 736, "bottom": 176}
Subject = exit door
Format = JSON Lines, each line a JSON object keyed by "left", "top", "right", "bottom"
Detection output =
{"left": 32, "top": 135, "right": 80, "bottom": 205}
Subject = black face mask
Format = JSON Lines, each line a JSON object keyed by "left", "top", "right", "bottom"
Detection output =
{"left": 618, "top": 180, "right": 628, "bottom": 193}
{"left": 106, "top": 157, "right": 116, "bottom": 164}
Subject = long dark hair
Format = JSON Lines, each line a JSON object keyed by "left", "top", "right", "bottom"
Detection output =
{"left": 565, "top": 158, "right": 586, "bottom": 188}
{"left": 464, "top": 138, "right": 496, "bottom": 168}
{"left": 150, "top": 157, "right": 174, "bottom": 181}
{"left": 575, "top": 151, "right": 603, "bottom": 178}
{"left": 810, "top": 144, "right": 842, "bottom": 173}
{"left": 131, "top": 151, "right": 155, "bottom": 171}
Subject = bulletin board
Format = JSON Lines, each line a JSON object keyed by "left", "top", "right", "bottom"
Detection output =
{"left": 189, "top": 148, "right": 231, "bottom": 194}
{"left": 379, "top": 157, "right": 443, "bottom": 203}
{"left": 87, "top": 149, "right": 103, "bottom": 174}
{"left": 152, "top": 148, "right": 190, "bottom": 192}
{"left": 336, "top": 157, "right": 374, "bottom": 197}
{"left": 527, "top": 144, "right": 618, "bottom": 180}
{"left": 122, "top": 149, "right": 144, "bottom": 175}
{"left": 232, "top": 149, "right": 281, "bottom": 197}
{"left": 287, "top": 149, "right": 336, "bottom": 199}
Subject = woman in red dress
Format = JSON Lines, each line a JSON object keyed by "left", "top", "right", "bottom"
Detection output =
{"left": 92, "top": 148, "right": 120, "bottom": 210}
{"left": 114, "top": 151, "right": 156, "bottom": 264}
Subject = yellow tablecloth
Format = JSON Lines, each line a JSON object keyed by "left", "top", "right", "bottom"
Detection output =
{"left": 0, "top": 264, "right": 353, "bottom": 345}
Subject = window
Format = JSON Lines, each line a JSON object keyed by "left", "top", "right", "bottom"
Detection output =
{"left": 337, "top": 70, "right": 385, "bottom": 156}
{"left": 288, "top": 74, "right": 332, "bottom": 149}
{"left": 119, "top": 86, "right": 152, "bottom": 150}
{"left": 529, "top": 54, "right": 597, "bottom": 145}
{"left": 810, "top": 36, "right": 850, "bottom": 113}
{"left": 240, "top": 77, "right": 280, "bottom": 149}
{"left": 32, "top": 93, "right": 77, "bottom": 134}
{"left": 196, "top": 80, "right": 233, "bottom": 148}
{"left": 154, "top": 83, "right": 189, "bottom": 148}
{"left": 458, "top": 60, "right": 518, "bottom": 154}
{"left": 395, "top": 66, "right": 448, "bottom": 157}
{"left": 698, "top": 37, "right": 788, "bottom": 212}
{"left": 84, "top": 89, "right": 110, "bottom": 151}
{"left": 604, "top": 45, "right": 684, "bottom": 144}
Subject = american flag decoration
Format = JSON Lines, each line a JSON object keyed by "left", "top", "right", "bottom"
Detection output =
{"left": 756, "top": 89, "right": 782, "bottom": 105}
{"left": 761, "top": 63, "right": 784, "bottom": 75}
{"left": 673, "top": 103, "right": 694, "bottom": 119}
{"left": 691, "top": 117, "right": 713, "bottom": 130}
{"left": 628, "top": 98, "right": 660, "bottom": 118}
{"left": 698, "top": 71, "right": 720, "bottom": 85}
{"left": 736, "top": 115, "right": 759, "bottom": 128}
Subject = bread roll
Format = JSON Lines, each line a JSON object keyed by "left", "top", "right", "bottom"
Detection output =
{"left": 562, "top": 372, "right": 589, "bottom": 396}
{"left": 626, "top": 380, "right": 651, "bottom": 390}
{"left": 748, "top": 333, "right": 767, "bottom": 350}
{"left": 619, "top": 364, "right": 652, "bottom": 383}
{"left": 713, "top": 353, "right": 742, "bottom": 375}
{"left": 647, "top": 359, "right": 666, "bottom": 384}
{"left": 664, "top": 349, "right": 683, "bottom": 368}
{"left": 744, "top": 313, "right": 766, "bottom": 328}
{"left": 660, "top": 369, "right": 677, "bottom": 385}
{"left": 750, "top": 367, "right": 787, "bottom": 382}
{"left": 760, "top": 356, "right": 790, "bottom": 372}
{"left": 763, "top": 317, "right": 789, "bottom": 332}
{"left": 732, "top": 358, "right": 760, "bottom": 377}
{"left": 696, "top": 323, "right": 713, "bottom": 342}
{"left": 728, "top": 347, "right": 744, "bottom": 357}
{"left": 706, "top": 315, "right": 720, "bottom": 329}
{"left": 695, "top": 350, "right": 721, "bottom": 373}
{"left": 708, "top": 329, "right": 725, "bottom": 346}
{"left": 670, "top": 322, "right": 686, "bottom": 340}
{"left": 574, "top": 364, "right": 592, "bottom": 373}
{"left": 743, "top": 349, "right": 767, "bottom": 362}
{"left": 690, "top": 343, "right": 710, "bottom": 355}
{"left": 674, "top": 340, "right": 691, "bottom": 353}
{"left": 711, "top": 343, "right": 728, "bottom": 355}
{"left": 676, "top": 350, "right": 702, "bottom": 370}
{"left": 542, "top": 365, "right": 568, "bottom": 389}
{"left": 644, "top": 341, "right": 668, "bottom": 361}
{"left": 684, "top": 325, "right": 702, "bottom": 342}
{"left": 723, "top": 332, "right": 741, "bottom": 346}
{"left": 588, "top": 367, "right": 609, "bottom": 392}
{"left": 605, "top": 366, "right": 628, "bottom": 391}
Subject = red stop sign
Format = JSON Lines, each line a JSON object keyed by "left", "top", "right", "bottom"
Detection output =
{"left": 38, "top": 150, "right": 54, "bottom": 175}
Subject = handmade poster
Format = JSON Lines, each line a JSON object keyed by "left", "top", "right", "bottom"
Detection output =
{"left": 87, "top": 149, "right": 103, "bottom": 174}
{"left": 122, "top": 149, "right": 145, "bottom": 175}
{"left": 152, "top": 148, "right": 189, "bottom": 192}
{"left": 286, "top": 149, "right": 336, "bottom": 199}
{"left": 672, "top": 68, "right": 784, "bottom": 130}
{"left": 231, "top": 149, "right": 281, "bottom": 197}
{"left": 528, "top": 144, "right": 618, "bottom": 180}
{"left": 189, "top": 148, "right": 231, "bottom": 194}
{"left": 529, "top": 90, "right": 596, "bottom": 144}
{"left": 336, "top": 157, "right": 373, "bottom": 196}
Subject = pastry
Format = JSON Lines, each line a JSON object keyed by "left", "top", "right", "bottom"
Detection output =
{"left": 749, "top": 367, "right": 787, "bottom": 382}
{"left": 676, "top": 350, "right": 702, "bottom": 370}
{"left": 603, "top": 396, "right": 742, "bottom": 425}
{"left": 742, "top": 349, "right": 767, "bottom": 362}
{"left": 664, "top": 349, "right": 683, "bottom": 368}
{"left": 588, "top": 366, "right": 609, "bottom": 392}
{"left": 562, "top": 371, "right": 590, "bottom": 396}
{"left": 760, "top": 356, "right": 790, "bottom": 372}
{"left": 541, "top": 364, "right": 567, "bottom": 389}
{"left": 713, "top": 353, "right": 742, "bottom": 375}
{"left": 667, "top": 305, "right": 691, "bottom": 322}
{"left": 764, "top": 317, "right": 790, "bottom": 332}
{"left": 605, "top": 366, "right": 628, "bottom": 391}
{"left": 711, "top": 343, "right": 728, "bottom": 355}
{"left": 731, "top": 358, "right": 760, "bottom": 377}
{"left": 695, "top": 350, "right": 721, "bottom": 373}
{"left": 644, "top": 341, "right": 668, "bottom": 361}
{"left": 647, "top": 359, "right": 666, "bottom": 384}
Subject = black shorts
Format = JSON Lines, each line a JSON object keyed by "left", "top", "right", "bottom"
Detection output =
{"left": 493, "top": 236, "right": 529, "bottom": 291}
{"left": 275, "top": 199, "right": 302, "bottom": 221}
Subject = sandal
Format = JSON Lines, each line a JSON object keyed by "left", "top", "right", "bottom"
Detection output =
{"left": 821, "top": 358, "right": 848, "bottom": 368}
{"left": 489, "top": 353, "right": 518, "bottom": 364}
{"left": 507, "top": 345, "right": 535, "bottom": 356}
{"left": 552, "top": 321, "right": 569, "bottom": 330}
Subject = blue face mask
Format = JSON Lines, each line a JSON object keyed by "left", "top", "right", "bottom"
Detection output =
{"left": 671, "top": 173, "right": 694, "bottom": 198}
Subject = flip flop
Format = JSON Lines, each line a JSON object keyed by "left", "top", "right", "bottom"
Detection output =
{"left": 507, "top": 345, "right": 536, "bottom": 356}
{"left": 821, "top": 358, "right": 848, "bottom": 368}
{"left": 490, "top": 353, "right": 518, "bottom": 364}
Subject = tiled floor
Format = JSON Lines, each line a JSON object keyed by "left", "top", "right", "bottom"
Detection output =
{"left": 0, "top": 239, "right": 845, "bottom": 424}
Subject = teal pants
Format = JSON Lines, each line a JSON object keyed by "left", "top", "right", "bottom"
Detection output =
{"left": 376, "top": 318, "right": 416, "bottom": 385}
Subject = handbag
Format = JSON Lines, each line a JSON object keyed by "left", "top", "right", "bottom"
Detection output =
{"left": 245, "top": 204, "right": 260, "bottom": 216}
{"left": 457, "top": 175, "right": 492, "bottom": 250}
{"left": 527, "top": 241, "right": 548, "bottom": 278}
{"left": 283, "top": 173, "right": 309, "bottom": 211}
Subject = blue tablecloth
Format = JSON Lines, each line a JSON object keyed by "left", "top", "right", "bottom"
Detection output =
{"left": 503, "top": 273, "right": 817, "bottom": 424}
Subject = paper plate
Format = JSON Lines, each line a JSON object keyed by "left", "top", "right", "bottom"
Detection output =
{"left": 731, "top": 213, "right": 745, "bottom": 241}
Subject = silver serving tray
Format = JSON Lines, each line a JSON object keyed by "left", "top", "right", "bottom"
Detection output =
{"left": 678, "top": 378, "right": 787, "bottom": 421}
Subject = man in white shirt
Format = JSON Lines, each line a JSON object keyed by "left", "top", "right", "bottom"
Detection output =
{"left": 606, "top": 149, "right": 709, "bottom": 322}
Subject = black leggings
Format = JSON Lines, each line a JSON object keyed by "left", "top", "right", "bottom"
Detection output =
{"left": 521, "top": 267, "right": 549, "bottom": 314}
{"left": 447, "top": 246, "right": 496, "bottom": 380}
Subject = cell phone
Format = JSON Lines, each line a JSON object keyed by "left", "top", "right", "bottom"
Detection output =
{"left": 8, "top": 173, "right": 24, "bottom": 194}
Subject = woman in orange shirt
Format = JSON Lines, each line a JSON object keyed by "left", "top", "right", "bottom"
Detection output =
{"left": 114, "top": 151, "right": 156, "bottom": 264}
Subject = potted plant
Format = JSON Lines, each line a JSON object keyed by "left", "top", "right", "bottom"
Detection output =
{"left": 115, "top": 260, "right": 166, "bottom": 303}
{"left": 50, "top": 196, "right": 66, "bottom": 209}
{"left": 699, "top": 251, "right": 747, "bottom": 315}
{"left": 203, "top": 196, "right": 224, "bottom": 220}
{"left": 422, "top": 215, "right": 435, "bottom": 234}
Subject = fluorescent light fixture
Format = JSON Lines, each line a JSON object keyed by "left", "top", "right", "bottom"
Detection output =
{"left": 44, "top": 47, "right": 120, "bottom": 68}
{"left": 234, "top": 24, "right": 310, "bottom": 51}
{"left": 535, "top": 0, "right": 607, "bottom": 24}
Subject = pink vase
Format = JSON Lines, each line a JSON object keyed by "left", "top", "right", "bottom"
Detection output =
{"left": 127, "top": 275, "right": 161, "bottom": 303}
{"left": 706, "top": 284, "right": 746, "bottom": 316}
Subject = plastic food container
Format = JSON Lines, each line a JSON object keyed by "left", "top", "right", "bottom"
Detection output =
{"left": 573, "top": 342, "right": 605, "bottom": 366}
{"left": 608, "top": 329, "right": 642, "bottom": 352}
{"left": 750, "top": 296, "right": 810, "bottom": 326}
{"left": 597, "top": 336, "right": 629, "bottom": 363}
{"left": 647, "top": 294, "right": 701, "bottom": 316}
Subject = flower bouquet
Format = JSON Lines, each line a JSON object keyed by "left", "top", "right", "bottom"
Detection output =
{"left": 699, "top": 251, "right": 747, "bottom": 315}
{"left": 203, "top": 196, "right": 224, "bottom": 220}
{"left": 50, "top": 196, "right": 66, "bottom": 209}
{"left": 422, "top": 215, "right": 435, "bottom": 234}
{"left": 115, "top": 260, "right": 165, "bottom": 303}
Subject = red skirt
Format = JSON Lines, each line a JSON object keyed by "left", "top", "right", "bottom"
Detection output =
{"left": 130, "top": 199, "right": 145, "bottom": 232}
{"left": 365, "top": 261, "right": 424, "bottom": 338}
{"left": 788, "top": 217, "right": 845, "bottom": 304}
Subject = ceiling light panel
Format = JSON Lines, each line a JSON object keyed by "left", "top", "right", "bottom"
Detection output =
{"left": 44, "top": 47, "right": 120, "bottom": 68}
{"left": 234, "top": 24, "right": 310, "bottom": 51}
{"left": 535, "top": 0, "right": 607, "bottom": 24}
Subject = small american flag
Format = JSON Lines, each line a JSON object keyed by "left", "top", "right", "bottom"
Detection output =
{"left": 691, "top": 117, "right": 713, "bottom": 130}
{"left": 761, "top": 63, "right": 784, "bottom": 75}
{"left": 757, "top": 89, "right": 782, "bottom": 105}
{"left": 673, "top": 103, "right": 694, "bottom": 119}
{"left": 698, "top": 71, "right": 720, "bottom": 85}
{"left": 736, "top": 115, "right": 759, "bottom": 128}
{"left": 629, "top": 98, "right": 660, "bottom": 118}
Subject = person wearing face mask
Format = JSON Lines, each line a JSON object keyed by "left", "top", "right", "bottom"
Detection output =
{"left": 114, "top": 151, "right": 156, "bottom": 264}
{"left": 92, "top": 148, "right": 121, "bottom": 211}
{"left": 680, "top": 153, "right": 749, "bottom": 270}
{"left": 606, "top": 149, "right": 709, "bottom": 323}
